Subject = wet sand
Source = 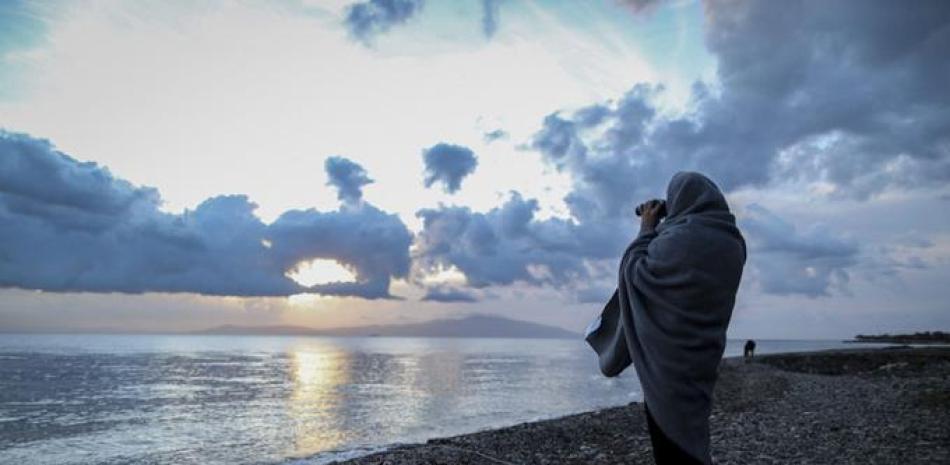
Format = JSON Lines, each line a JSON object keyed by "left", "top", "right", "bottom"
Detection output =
{"left": 330, "top": 347, "right": 950, "bottom": 464}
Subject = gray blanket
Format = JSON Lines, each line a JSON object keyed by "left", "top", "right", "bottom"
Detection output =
{"left": 585, "top": 172, "right": 746, "bottom": 464}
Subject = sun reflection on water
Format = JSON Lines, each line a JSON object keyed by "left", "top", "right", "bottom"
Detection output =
{"left": 288, "top": 345, "right": 349, "bottom": 456}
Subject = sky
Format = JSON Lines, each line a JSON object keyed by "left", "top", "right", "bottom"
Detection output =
{"left": 0, "top": 0, "right": 948, "bottom": 338}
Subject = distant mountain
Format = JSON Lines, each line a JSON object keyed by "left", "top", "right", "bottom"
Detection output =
{"left": 195, "top": 314, "right": 580, "bottom": 339}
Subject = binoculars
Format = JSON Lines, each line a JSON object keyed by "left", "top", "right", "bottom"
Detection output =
{"left": 635, "top": 199, "right": 667, "bottom": 218}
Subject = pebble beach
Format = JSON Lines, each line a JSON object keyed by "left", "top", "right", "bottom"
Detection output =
{"left": 331, "top": 347, "right": 950, "bottom": 465}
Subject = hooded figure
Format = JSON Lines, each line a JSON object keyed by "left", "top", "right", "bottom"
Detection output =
{"left": 585, "top": 172, "right": 746, "bottom": 464}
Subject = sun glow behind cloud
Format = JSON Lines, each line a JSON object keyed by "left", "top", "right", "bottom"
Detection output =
{"left": 285, "top": 258, "right": 361, "bottom": 307}
{"left": 287, "top": 259, "right": 357, "bottom": 287}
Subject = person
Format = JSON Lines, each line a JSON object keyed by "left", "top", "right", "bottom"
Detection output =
{"left": 585, "top": 172, "right": 746, "bottom": 465}
{"left": 744, "top": 339, "right": 756, "bottom": 362}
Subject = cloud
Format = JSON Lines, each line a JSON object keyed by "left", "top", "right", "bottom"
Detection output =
{"left": 413, "top": 192, "right": 625, "bottom": 298}
{"left": 574, "top": 283, "right": 616, "bottom": 304}
{"left": 739, "top": 204, "right": 859, "bottom": 297}
{"left": 0, "top": 130, "right": 410, "bottom": 299}
{"left": 410, "top": 0, "right": 950, "bottom": 302}
{"left": 701, "top": 0, "right": 950, "bottom": 198}
{"left": 893, "top": 232, "right": 935, "bottom": 250}
{"left": 616, "top": 0, "right": 663, "bottom": 14}
{"left": 481, "top": 0, "right": 501, "bottom": 38}
{"left": 529, "top": 1, "right": 950, "bottom": 209}
{"left": 528, "top": 84, "right": 660, "bottom": 222}
{"left": 421, "top": 285, "right": 477, "bottom": 303}
{"left": 571, "top": 103, "right": 612, "bottom": 127}
{"left": 422, "top": 142, "right": 478, "bottom": 194}
{"left": 325, "top": 155, "right": 373, "bottom": 203}
{"left": 268, "top": 202, "right": 412, "bottom": 299}
{"left": 482, "top": 128, "right": 508, "bottom": 143}
{"left": 344, "top": 0, "right": 424, "bottom": 44}
{"left": 507, "top": 0, "right": 950, "bottom": 298}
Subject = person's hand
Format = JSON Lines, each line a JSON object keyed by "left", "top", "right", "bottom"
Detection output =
{"left": 637, "top": 199, "right": 663, "bottom": 232}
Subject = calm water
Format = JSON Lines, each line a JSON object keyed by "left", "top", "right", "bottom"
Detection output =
{"left": 0, "top": 335, "right": 873, "bottom": 464}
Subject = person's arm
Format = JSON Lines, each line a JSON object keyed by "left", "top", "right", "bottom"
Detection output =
{"left": 621, "top": 200, "right": 664, "bottom": 270}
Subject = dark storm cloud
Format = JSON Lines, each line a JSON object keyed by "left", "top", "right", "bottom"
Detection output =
{"left": 413, "top": 192, "right": 625, "bottom": 298}
{"left": 268, "top": 202, "right": 412, "bottom": 299}
{"left": 531, "top": 0, "right": 950, "bottom": 205}
{"left": 344, "top": 0, "right": 423, "bottom": 43}
{"left": 421, "top": 285, "right": 477, "bottom": 303}
{"left": 422, "top": 142, "right": 478, "bottom": 194}
{"left": 500, "top": 0, "right": 950, "bottom": 298}
{"left": 0, "top": 131, "right": 410, "bottom": 299}
{"left": 702, "top": 0, "right": 950, "bottom": 198}
{"left": 407, "top": 0, "right": 948, "bottom": 300}
{"left": 481, "top": 0, "right": 500, "bottom": 38}
{"left": 528, "top": 84, "right": 661, "bottom": 222}
{"left": 325, "top": 155, "right": 373, "bottom": 203}
{"left": 740, "top": 204, "right": 859, "bottom": 297}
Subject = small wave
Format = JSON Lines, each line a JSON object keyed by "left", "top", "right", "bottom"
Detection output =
{"left": 280, "top": 444, "right": 394, "bottom": 465}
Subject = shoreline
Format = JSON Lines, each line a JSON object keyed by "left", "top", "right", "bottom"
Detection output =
{"left": 326, "top": 346, "right": 950, "bottom": 464}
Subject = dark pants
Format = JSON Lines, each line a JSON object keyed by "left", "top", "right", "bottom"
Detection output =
{"left": 644, "top": 404, "right": 704, "bottom": 465}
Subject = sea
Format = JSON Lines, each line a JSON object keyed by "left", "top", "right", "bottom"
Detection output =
{"left": 0, "top": 335, "right": 885, "bottom": 464}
